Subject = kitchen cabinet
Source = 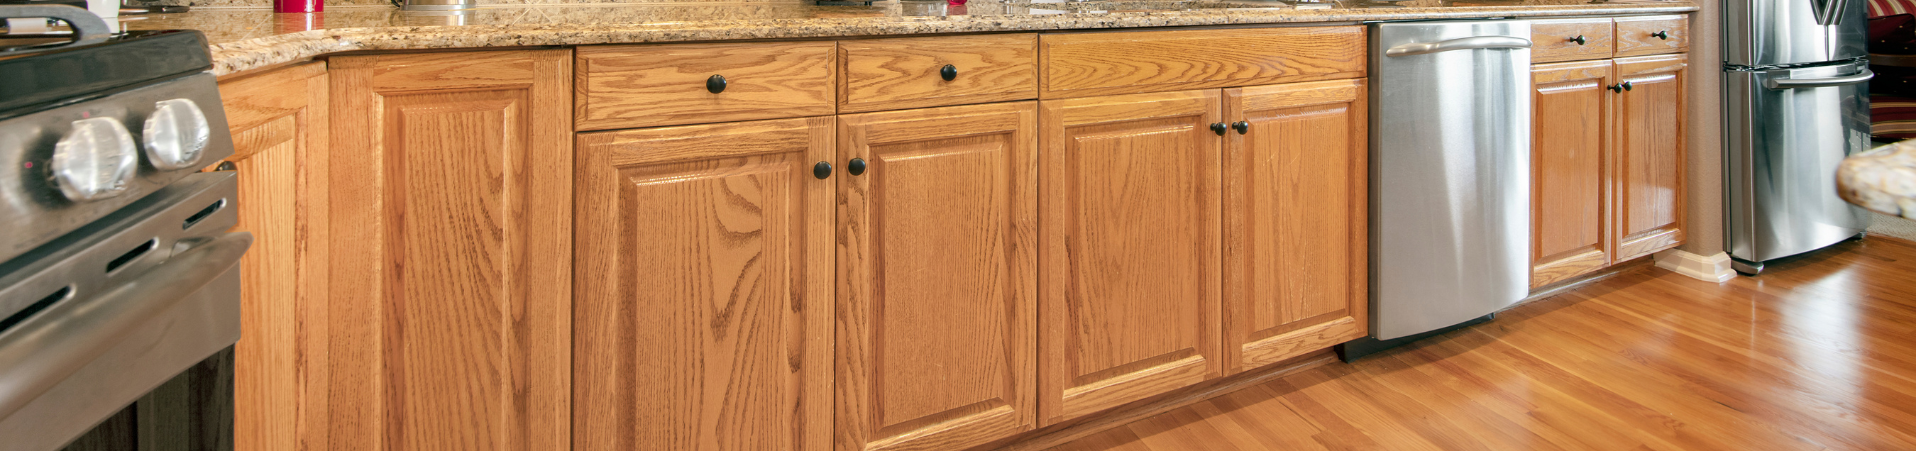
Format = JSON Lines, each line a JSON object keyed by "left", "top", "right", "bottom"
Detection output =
{"left": 1530, "top": 60, "right": 1616, "bottom": 287}
{"left": 1613, "top": 54, "right": 1687, "bottom": 262}
{"left": 1221, "top": 79, "right": 1369, "bottom": 374}
{"left": 834, "top": 102, "right": 1039, "bottom": 451}
{"left": 326, "top": 49, "right": 573, "bottom": 450}
{"left": 1038, "top": 89, "right": 1224, "bottom": 426}
{"left": 216, "top": 61, "right": 330, "bottom": 451}
{"left": 572, "top": 117, "right": 836, "bottom": 451}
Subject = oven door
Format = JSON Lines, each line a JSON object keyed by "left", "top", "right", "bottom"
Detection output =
{"left": 0, "top": 172, "right": 247, "bottom": 451}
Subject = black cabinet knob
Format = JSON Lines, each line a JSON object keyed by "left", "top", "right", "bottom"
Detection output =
{"left": 1622, "top": 81, "right": 1634, "bottom": 91}
{"left": 1231, "top": 121, "right": 1249, "bottom": 135}
{"left": 707, "top": 74, "right": 727, "bottom": 94}
{"left": 1210, "top": 122, "right": 1228, "bottom": 136}
{"left": 940, "top": 64, "right": 958, "bottom": 81}
{"left": 1608, "top": 84, "right": 1623, "bottom": 93}
{"left": 1651, "top": 30, "right": 1669, "bottom": 40}
{"left": 1569, "top": 35, "right": 1586, "bottom": 45}
{"left": 813, "top": 161, "right": 832, "bottom": 179}
{"left": 848, "top": 158, "right": 867, "bottom": 176}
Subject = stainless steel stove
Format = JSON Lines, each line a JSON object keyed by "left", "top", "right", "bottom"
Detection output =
{"left": 0, "top": 5, "right": 245, "bottom": 450}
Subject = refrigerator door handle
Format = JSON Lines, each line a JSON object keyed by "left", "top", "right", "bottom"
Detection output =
{"left": 1763, "top": 67, "right": 1873, "bottom": 89}
{"left": 1384, "top": 36, "right": 1533, "bottom": 57}
{"left": 1814, "top": 0, "right": 1847, "bottom": 26}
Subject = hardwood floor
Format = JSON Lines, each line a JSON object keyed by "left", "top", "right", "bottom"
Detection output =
{"left": 1049, "top": 237, "right": 1916, "bottom": 451}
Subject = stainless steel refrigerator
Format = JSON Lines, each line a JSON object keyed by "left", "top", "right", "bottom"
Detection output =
{"left": 1724, "top": 0, "right": 1874, "bottom": 274}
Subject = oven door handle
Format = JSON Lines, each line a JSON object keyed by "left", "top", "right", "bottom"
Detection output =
{"left": 0, "top": 232, "right": 251, "bottom": 421}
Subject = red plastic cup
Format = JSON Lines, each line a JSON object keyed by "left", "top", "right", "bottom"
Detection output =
{"left": 275, "top": 0, "right": 322, "bottom": 14}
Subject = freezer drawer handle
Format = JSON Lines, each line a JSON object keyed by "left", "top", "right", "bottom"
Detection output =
{"left": 1384, "top": 36, "right": 1533, "bottom": 57}
{"left": 1763, "top": 68, "right": 1874, "bottom": 89}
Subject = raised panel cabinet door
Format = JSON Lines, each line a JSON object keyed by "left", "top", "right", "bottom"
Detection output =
{"left": 1529, "top": 60, "right": 1615, "bottom": 288}
{"left": 573, "top": 117, "right": 835, "bottom": 451}
{"left": 328, "top": 50, "right": 572, "bottom": 451}
{"left": 216, "top": 61, "right": 330, "bottom": 451}
{"left": 1221, "top": 79, "right": 1368, "bottom": 374}
{"left": 1613, "top": 54, "right": 1687, "bottom": 261}
{"left": 1039, "top": 90, "right": 1223, "bottom": 426}
{"left": 835, "top": 103, "right": 1038, "bottom": 451}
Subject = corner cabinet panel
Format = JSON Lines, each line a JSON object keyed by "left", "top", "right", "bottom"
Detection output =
{"left": 573, "top": 118, "right": 835, "bottom": 451}
{"left": 835, "top": 102, "right": 1038, "bottom": 451}
{"left": 1530, "top": 60, "right": 1615, "bottom": 288}
{"left": 1039, "top": 90, "right": 1223, "bottom": 426}
{"left": 327, "top": 50, "right": 572, "bottom": 451}
{"left": 1221, "top": 80, "right": 1368, "bottom": 374}
{"left": 1613, "top": 54, "right": 1687, "bottom": 261}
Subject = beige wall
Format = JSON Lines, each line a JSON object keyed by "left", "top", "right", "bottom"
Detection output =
{"left": 1682, "top": 4, "right": 1725, "bottom": 256}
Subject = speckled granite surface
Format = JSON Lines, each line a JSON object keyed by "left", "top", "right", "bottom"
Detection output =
{"left": 1839, "top": 140, "right": 1916, "bottom": 220}
{"left": 116, "top": 0, "right": 1697, "bottom": 77}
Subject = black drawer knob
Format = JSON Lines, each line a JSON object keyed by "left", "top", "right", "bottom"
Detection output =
{"left": 1569, "top": 35, "right": 1586, "bottom": 45}
{"left": 1231, "top": 121, "right": 1249, "bottom": 135}
{"left": 1651, "top": 30, "right": 1669, "bottom": 40}
{"left": 940, "top": 64, "right": 958, "bottom": 81}
{"left": 1621, "top": 81, "right": 1634, "bottom": 91}
{"left": 1608, "top": 84, "right": 1623, "bottom": 93}
{"left": 813, "top": 161, "right": 832, "bottom": 179}
{"left": 848, "top": 158, "right": 867, "bottom": 176}
{"left": 1210, "top": 122, "right": 1228, "bottom": 136}
{"left": 707, "top": 74, "right": 727, "bottom": 94}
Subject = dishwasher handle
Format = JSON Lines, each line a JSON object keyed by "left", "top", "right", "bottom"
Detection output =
{"left": 1384, "top": 36, "right": 1534, "bottom": 57}
{"left": 1763, "top": 68, "right": 1873, "bottom": 89}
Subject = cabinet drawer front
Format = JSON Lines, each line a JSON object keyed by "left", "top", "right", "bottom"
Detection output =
{"left": 840, "top": 34, "right": 1037, "bottom": 113}
{"left": 1040, "top": 26, "right": 1365, "bottom": 99}
{"left": 576, "top": 42, "right": 835, "bottom": 131}
{"left": 1531, "top": 18, "right": 1614, "bottom": 63}
{"left": 1615, "top": 16, "right": 1689, "bottom": 57}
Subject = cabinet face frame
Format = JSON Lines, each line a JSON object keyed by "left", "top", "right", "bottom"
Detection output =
{"left": 834, "top": 102, "right": 1039, "bottom": 451}
{"left": 1220, "top": 79, "right": 1369, "bottom": 374}
{"left": 1529, "top": 60, "right": 1617, "bottom": 288}
{"left": 1037, "top": 89, "right": 1224, "bottom": 426}
{"left": 1611, "top": 54, "right": 1687, "bottom": 261}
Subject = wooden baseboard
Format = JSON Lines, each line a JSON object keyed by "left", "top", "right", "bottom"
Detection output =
{"left": 975, "top": 350, "right": 1338, "bottom": 451}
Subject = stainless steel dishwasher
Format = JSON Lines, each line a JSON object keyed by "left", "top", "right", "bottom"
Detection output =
{"left": 1342, "top": 20, "right": 1532, "bottom": 360}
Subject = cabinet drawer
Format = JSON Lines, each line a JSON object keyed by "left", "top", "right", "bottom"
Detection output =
{"left": 839, "top": 34, "right": 1037, "bottom": 113}
{"left": 1040, "top": 26, "right": 1365, "bottom": 99}
{"left": 1531, "top": 18, "right": 1614, "bottom": 63}
{"left": 576, "top": 42, "right": 835, "bottom": 131}
{"left": 1614, "top": 15, "right": 1689, "bottom": 57}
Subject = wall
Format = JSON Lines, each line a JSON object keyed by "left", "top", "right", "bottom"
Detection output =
{"left": 1682, "top": 2, "right": 1725, "bottom": 257}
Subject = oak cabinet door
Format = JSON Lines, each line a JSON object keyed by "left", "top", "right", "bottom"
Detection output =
{"left": 1613, "top": 54, "right": 1687, "bottom": 261}
{"left": 1038, "top": 90, "right": 1223, "bottom": 425}
{"left": 573, "top": 117, "right": 835, "bottom": 451}
{"left": 835, "top": 103, "right": 1038, "bottom": 451}
{"left": 328, "top": 50, "right": 572, "bottom": 451}
{"left": 1529, "top": 60, "right": 1615, "bottom": 288}
{"left": 217, "top": 61, "right": 329, "bottom": 451}
{"left": 1221, "top": 80, "right": 1368, "bottom": 374}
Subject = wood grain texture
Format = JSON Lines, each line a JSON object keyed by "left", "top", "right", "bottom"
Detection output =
{"left": 576, "top": 42, "right": 836, "bottom": 130}
{"left": 1530, "top": 60, "right": 1614, "bottom": 289}
{"left": 327, "top": 49, "right": 572, "bottom": 451}
{"left": 835, "top": 102, "right": 1039, "bottom": 451}
{"left": 573, "top": 117, "right": 835, "bottom": 451}
{"left": 1052, "top": 237, "right": 1916, "bottom": 451}
{"left": 838, "top": 34, "right": 1038, "bottom": 113}
{"left": 1039, "top": 90, "right": 1223, "bottom": 426}
{"left": 1613, "top": 54, "right": 1687, "bottom": 262}
{"left": 1614, "top": 15, "right": 1689, "bottom": 57}
{"left": 216, "top": 60, "right": 329, "bottom": 451}
{"left": 1221, "top": 79, "right": 1368, "bottom": 374}
{"left": 1531, "top": 18, "right": 1615, "bottom": 63}
{"left": 1039, "top": 26, "right": 1365, "bottom": 99}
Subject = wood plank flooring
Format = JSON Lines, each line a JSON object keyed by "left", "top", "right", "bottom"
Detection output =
{"left": 1049, "top": 237, "right": 1916, "bottom": 451}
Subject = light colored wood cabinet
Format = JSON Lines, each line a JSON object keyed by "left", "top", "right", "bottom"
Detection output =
{"left": 1220, "top": 79, "right": 1368, "bottom": 374}
{"left": 575, "top": 42, "right": 837, "bottom": 131}
{"left": 572, "top": 117, "right": 835, "bottom": 451}
{"left": 216, "top": 61, "right": 330, "bottom": 451}
{"left": 1613, "top": 54, "right": 1687, "bottom": 261}
{"left": 1038, "top": 90, "right": 1223, "bottom": 426}
{"left": 1531, "top": 18, "right": 1615, "bottom": 64}
{"left": 838, "top": 34, "right": 1038, "bottom": 113}
{"left": 327, "top": 49, "right": 573, "bottom": 451}
{"left": 1039, "top": 27, "right": 1366, "bottom": 99}
{"left": 1614, "top": 15, "right": 1689, "bottom": 57}
{"left": 1530, "top": 60, "right": 1615, "bottom": 288}
{"left": 834, "top": 102, "right": 1038, "bottom": 451}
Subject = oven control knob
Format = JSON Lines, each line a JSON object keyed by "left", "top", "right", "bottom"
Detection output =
{"left": 51, "top": 117, "right": 139, "bottom": 202}
{"left": 143, "top": 98, "right": 211, "bottom": 170}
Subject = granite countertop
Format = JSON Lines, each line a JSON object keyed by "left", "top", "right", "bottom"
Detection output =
{"left": 118, "top": 0, "right": 1697, "bottom": 77}
{"left": 1839, "top": 140, "right": 1916, "bottom": 219}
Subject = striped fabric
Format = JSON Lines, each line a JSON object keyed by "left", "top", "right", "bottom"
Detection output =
{"left": 1871, "top": 94, "right": 1916, "bottom": 139}
{"left": 1874, "top": 0, "right": 1916, "bottom": 17}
